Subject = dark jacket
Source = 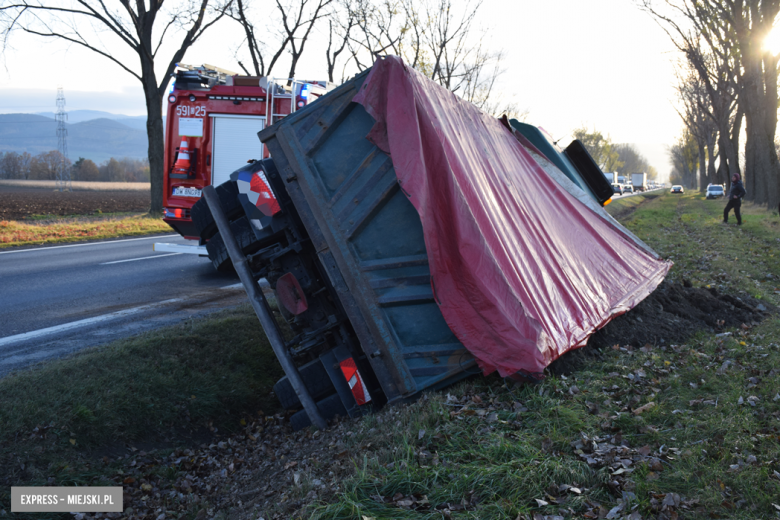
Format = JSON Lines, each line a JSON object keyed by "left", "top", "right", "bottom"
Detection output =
{"left": 729, "top": 179, "right": 746, "bottom": 199}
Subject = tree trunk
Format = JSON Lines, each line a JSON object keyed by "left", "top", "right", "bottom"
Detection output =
{"left": 741, "top": 53, "right": 779, "bottom": 208}
{"left": 744, "top": 110, "right": 761, "bottom": 203}
{"left": 716, "top": 108, "right": 739, "bottom": 179}
{"left": 741, "top": 55, "right": 760, "bottom": 203}
{"left": 706, "top": 132, "right": 717, "bottom": 185}
{"left": 287, "top": 54, "right": 301, "bottom": 83}
{"left": 141, "top": 63, "right": 164, "bottom": 216}
{"left": 697, "top": 141, "right": 706, "bottom": 191}
{"left": 730, "top": 103, "right": 743, "bottom": 178}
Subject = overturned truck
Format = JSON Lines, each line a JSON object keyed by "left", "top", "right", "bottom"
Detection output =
{"left": 189, "top": 57, "right": 671, "bottom": 429}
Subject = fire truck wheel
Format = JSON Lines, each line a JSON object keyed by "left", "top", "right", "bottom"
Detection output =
{"left": 191, "top": 180, "right": 245, "bottom": 241}
{"left": 289, "top": 393, "right": 347, "bottom": 431}
{"left": 273, "top": 358, "right": 336, "bottom": 410}
{"left": 205, "top": 216, "right": 267, "bottom": 272}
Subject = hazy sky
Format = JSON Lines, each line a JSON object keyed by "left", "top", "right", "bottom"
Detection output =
{"left": 0, "top": 0, "right": 682, "bottom": 179}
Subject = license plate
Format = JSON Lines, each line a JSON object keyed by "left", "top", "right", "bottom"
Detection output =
{"left": 172, "top": 186, "right": 202, "bottom": 198}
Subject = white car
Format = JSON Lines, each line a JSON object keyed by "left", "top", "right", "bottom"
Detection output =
{"left": 706, "top": 185, "right": 724, "bottom": 199}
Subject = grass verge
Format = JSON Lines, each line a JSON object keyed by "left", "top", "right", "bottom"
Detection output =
{"left": 0, "top": 304, "right": 284, "bottom": 510}
{"left": 0, "top": 214, "right": 173, "bottom": 248}
{"left": 605, "top": 191, "right": 662, "bottom": 219}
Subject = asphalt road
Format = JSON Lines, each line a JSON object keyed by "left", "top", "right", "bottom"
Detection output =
{"left": 0, "top": 234, "right": 249, "bottom": 376}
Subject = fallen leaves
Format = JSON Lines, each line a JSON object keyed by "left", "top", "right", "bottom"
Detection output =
{"left": 632, "top": 401, "right": 656, "bottom": 415}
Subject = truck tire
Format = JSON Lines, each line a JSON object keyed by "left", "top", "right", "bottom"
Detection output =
{"left": 191, "top": 181, "right": 244, "bottom": 240}
{"left": 273, "top": 359, "right": 336, "bottom": 410}
{"left": 205, "top": 216, "right": 267, "bottom": 272}
{"left": 289, "top": 393, "right": 347, "bottom": 431}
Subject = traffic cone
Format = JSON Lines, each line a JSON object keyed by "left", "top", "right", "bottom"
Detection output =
{"left": 173, "top": 139, "right": 191, "bottom": 174}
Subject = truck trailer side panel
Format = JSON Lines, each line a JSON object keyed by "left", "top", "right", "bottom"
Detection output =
{"left": 260, "top": 73, "right": 476, "bottom": 403}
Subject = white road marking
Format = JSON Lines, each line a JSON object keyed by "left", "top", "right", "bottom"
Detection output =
{"left": 0, "top": 235, "right": 176, "bottom": 255}
{"left": 0, "top": 298, "right": 183, "bottom": 348}
{"left": 100, "top": 252, "right": 182, "bottom": 265}
{"left": 220, "top": 283, "right": 244, "bottom": 290}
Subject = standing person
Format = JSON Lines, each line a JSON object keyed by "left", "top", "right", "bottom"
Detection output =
{"left": 723, "top": 173, "right": 746, "bottom": 225}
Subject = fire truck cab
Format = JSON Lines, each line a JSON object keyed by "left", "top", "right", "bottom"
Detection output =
{"left": 162, "top": 64, "right": 334, "bottom": 239}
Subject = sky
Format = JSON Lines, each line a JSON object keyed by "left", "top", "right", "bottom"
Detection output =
{"left": 0, "top": 0, "right": 682, "bottom": 180}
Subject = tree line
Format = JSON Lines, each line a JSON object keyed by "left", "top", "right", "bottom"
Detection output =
{"left": 0, "top": 151, "right": 150, "bottom": 183}
{"left": 573, "top": 127, "right": 659, "bottom": 179}
{"left": 0, "top": 0, "right": 519, "bottom": 214}
{"left": 641, "top": 0, "right": 780, "bottom": 211}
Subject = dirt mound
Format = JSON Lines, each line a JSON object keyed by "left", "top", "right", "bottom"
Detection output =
{"left": 551, "top": 282, "right": 771, "bottom": 373}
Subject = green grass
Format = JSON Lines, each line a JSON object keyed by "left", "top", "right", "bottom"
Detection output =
{"left": 0, "top": 305, "right": 284, "bottom": 505}
{"left": 617, "top": 192, "right": 780, "bottom": 299}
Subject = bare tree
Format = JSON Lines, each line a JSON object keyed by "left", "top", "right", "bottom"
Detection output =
{"left": 336, "top": 0, "right": 511, "bottom": 114}
{"left": 675, "top": 62, "right": 718, "bottom": 191}
{"left": 1, "top": 0, "right": 231, "bottom": 214}
{"left": 640, "top": 0, "right": 741, "bottom": 185}
{"left": 721, "top": 0, "right": 780, "bottom": 210}
{"left": 669, "top": 130, "right": 699, "bottom": 187}
{"left": 614, "top": 144, "right": 659, "bottom": 179}
{"left": 344, "top": 0, "right": 407, "bottom": 71}
{"left": 29, "top": 150, "right": 70, "bottom": 180}
{"left": 0, "top": 150, "right": 32, "bottom": 179}
{"left": 641, "top": 0, "right": 780, "bottom": 211}
{"left": 324, "top": 1, "right": 356, "bottom": 82}
{"left": 232, "top": 0, "right": 334, "bottom": 81}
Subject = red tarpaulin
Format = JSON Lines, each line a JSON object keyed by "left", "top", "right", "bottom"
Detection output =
{"left": 353, "top": 56, "right": 672, "bottom": 378}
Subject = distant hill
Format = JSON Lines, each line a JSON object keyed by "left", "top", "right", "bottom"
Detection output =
{"left": 35, "top": 109, "right": 147, "bottom": 125}
{"left": 114, "top": 118, "right": 149, "bottom": 132}
{"left": 0, "top": 113, "right": 148, "bottom": 163}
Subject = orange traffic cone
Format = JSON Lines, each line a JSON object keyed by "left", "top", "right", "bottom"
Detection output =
{"left": 173, "top": 139, "right": 191, "bottom": 174}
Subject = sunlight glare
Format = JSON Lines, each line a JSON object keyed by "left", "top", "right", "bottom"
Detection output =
{"left": 764, "top": 25, "right": 780, "bottom": 54}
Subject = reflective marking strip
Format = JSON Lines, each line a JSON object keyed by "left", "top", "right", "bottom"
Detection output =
{"left": 100, "top": 253, "right": 182, "bottom": 265}
{"left": 0, "top": 235, "right": 176, "bottom": 255}
{"left": 339, "top": 358, "right": 372, "bottom": 405}
{"left": 0, "top": 299, "right": 183, "bottom": 348}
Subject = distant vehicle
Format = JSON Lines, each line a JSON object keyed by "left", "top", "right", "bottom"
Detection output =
{"left": 603, "top": 171, "right": 618, "bottom": 184}
{"left": 612, "top": 183, "right": 623, "bottom": 195}
{"left": 623, "top": 184, "right": 634, "bottom": 194}
{"left": 706, "top": 185, "right": 724, "bottom": 199}
{"left": 631, "top": 172, "right": 648, "bottom": 192}
{"left": 671, "top": 185, "right": 684, "bottom": 194}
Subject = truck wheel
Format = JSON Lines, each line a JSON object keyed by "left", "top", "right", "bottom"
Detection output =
{"left": 205, "top": 216, "right": 267, "bottom": 272}
{"left": 273, "top": 359, "right": 336, "bottom": 410}
{"left": 289, "top": 393, "right": 347, "bottom": 431}
{"left": 191, "top": 181, "right": 245, "bottom": 241}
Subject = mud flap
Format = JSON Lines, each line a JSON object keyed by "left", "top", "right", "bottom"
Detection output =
{"left": 319, "top": 346, "right": 372, "bottom": 419}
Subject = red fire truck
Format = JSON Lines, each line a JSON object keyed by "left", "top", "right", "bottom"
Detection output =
{"left": 162, "top": 64, "right": 334, "bottom": 240}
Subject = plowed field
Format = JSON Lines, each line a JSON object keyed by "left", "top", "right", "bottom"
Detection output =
{"left": 0, "top": 187, "right": 151, "bottom": 220}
